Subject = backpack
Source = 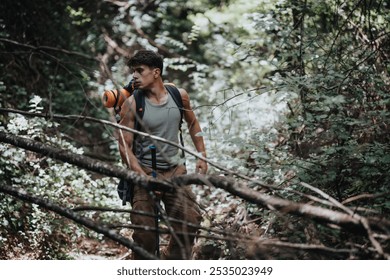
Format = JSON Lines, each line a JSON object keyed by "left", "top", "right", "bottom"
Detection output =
{"left": 117, "top": 83, "right": 185, "bottom": 205}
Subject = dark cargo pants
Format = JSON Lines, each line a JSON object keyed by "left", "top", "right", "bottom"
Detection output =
{"left": 131, "top": 164, "right": 201, "bottom": 259}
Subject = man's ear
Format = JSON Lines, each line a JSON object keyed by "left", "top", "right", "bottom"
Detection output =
{"left": 153, "top": 67, "right": 161, "bottom": 78}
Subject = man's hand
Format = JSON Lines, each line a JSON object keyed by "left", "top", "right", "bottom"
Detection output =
{"left": 195, "top": 159, "right": 208, "bottom": 174}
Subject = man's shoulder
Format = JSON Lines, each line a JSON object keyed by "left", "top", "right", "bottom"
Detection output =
{"left": 175, "top": 87, "right": 189, "bottom": 105}
{"left": 121, "top": 94, "right": 136, "bottom": 112}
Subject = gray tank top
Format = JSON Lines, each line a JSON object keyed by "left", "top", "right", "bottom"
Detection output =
{"left": 135, "top": 94, "right": 181, "bottom": 169}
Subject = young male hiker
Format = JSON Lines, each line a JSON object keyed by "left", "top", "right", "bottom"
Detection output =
{"left": 117, "top": 50, "right": 208, "bottom": 259}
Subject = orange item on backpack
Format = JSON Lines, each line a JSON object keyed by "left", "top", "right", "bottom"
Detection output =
{"left": 102, "top": 88, "right": 131, "bottom": 108}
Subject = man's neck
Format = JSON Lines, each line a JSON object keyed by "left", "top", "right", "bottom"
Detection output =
{"left": 145, "top": 80, "right": 167, "bottom": 104}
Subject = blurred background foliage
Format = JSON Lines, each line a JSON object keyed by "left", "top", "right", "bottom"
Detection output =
{"left": 0, "top": 0, "right": 389, "bottom": 259}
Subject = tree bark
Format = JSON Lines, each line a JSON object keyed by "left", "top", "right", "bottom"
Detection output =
{"left": 1, "top": 130, "right": 389, "bottom": 239}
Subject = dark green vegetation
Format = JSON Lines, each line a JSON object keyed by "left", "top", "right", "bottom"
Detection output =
{"left": 0, "top": 0, "right": 389, "bottom": 259}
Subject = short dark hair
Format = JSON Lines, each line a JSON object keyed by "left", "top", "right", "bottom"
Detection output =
{"left": 128, "top": 50, "right": 164, "bottom": 76}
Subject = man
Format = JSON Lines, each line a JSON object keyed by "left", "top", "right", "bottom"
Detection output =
{"left": 117, "top": 50, "right": 207, "bottom": 259}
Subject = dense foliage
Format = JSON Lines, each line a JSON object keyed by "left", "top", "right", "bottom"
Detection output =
{"left": 1, "top": 0, "right": 389, "bottom": 259}
{"left": 0, "top": 97, "right": 122, "bottom": 259}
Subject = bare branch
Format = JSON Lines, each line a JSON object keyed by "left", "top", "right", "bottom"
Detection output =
{"left": 0, "top": 107, "right": 275, "bottom": 189}
{"left": 1, "top": 130, "right": 390, "bottom": 241}
{"left": 173, "top": 173, "right": 390, "bottom": 237}
{"left": 0, "top": 37, "right": 98, "bottom": 61}
{"left": 0, "top": 184, "right": 156, "bottom": 259}
{"left": 252, "top": 239, "right": 356, "bottom": 256}
{"left": 2, "top": 126, "right": 390, "bottom": 259}
{"left": 0, "top": 130, "right": 173, "bottom": 193}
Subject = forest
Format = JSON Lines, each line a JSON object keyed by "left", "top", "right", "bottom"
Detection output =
{"left": 0, "top": 0, "right": 389, "bottom": 260}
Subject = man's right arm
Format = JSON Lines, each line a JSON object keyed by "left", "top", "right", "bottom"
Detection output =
{"left": 117, "top": 96, "right": 147, "bottom": 175}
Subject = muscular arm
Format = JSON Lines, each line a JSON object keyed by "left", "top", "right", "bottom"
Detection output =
{"left": 117, "top": 96, "right": 147, "bottom": 175}
{"left": 179, "top": 88, "right": 208, "bottom": 174}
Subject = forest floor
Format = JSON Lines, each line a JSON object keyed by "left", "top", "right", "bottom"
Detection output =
{"left": 69, "top": 237, "right": 131, "bottom": 260}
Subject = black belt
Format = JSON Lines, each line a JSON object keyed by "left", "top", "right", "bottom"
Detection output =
{"left": 141, "top": 163, "right": 178, "bottom": 172}
{"left": 156, "top": 164, "right": 178, "bottom": 172}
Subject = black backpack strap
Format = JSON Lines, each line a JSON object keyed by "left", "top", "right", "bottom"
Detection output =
{"left": 130, "top": 89, "right": 145, "bottom": 161}
{"left": 123, "top": 80, "right": 135, "bottom": 93}
{"left": 165, "top": 85, "right": 185, "bottom": 158}
{"left": 132, "top": 89, "right": 145, "bottom": 132}
{"left": 165, "top": 85, "right": 184, "bottom": 121}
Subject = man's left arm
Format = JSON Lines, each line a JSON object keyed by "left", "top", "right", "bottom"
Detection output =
{"left": 179, "top": 88, "right": 208, "bottom": 174}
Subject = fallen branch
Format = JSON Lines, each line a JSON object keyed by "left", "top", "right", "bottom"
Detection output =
{"left": 0, "top": 130, "right": 173, "bottom": 194}
{"left": 0, "top": 184, "right": 156, "bottom": 260}
{"left": 173, "top": 174, "right": 390, "bottom": 240}
{"left": 0, "top": 107, "right": 274, "bottom": 189}
{"left": 252, "top": 239, "right": 356, "bottom": 256}
{"left": 2, "top": 130, "right": 390, "bottom": 243}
